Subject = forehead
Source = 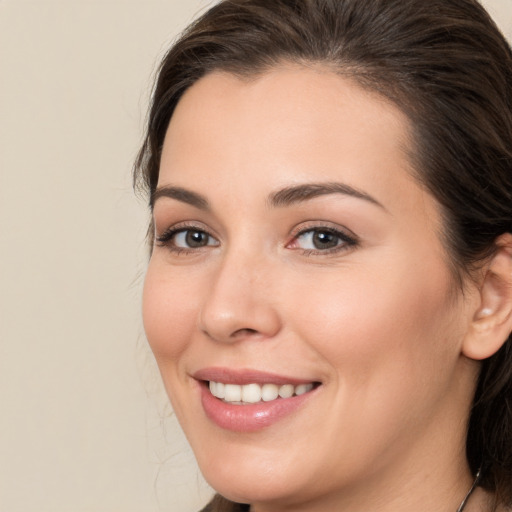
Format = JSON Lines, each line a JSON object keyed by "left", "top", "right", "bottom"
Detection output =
{"left": 159, "top": 65, "right": 425, "bottom": 210}
{"left": 165, "top": 65, "right": 412, "bottom": 158}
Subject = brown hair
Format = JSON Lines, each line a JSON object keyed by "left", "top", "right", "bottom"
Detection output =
{"left": 134, "top": 0, "right": 512, "bottom": 509}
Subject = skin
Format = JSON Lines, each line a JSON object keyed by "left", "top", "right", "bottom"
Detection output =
{"left": 143, "top": 66, "right": 494, "bottom": 512}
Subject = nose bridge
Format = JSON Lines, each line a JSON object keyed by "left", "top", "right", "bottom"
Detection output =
{"left": 198, "top": 244, "right": 281, "bottom": 343}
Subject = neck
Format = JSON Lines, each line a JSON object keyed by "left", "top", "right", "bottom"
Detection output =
{"left": 248, "top": 486, "right": 498, "bottom": 512}
{"left": 250, "top": 436, "right": 476, "bottom": 512}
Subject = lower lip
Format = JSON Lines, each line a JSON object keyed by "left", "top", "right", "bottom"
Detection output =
{"left": 199, "top": 382, "right": 318, "bottom": 432}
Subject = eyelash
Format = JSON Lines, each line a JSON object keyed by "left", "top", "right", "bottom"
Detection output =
{"left": 288, "top": 224, "right": 358, "bottom": 256}
{"left": 155, "top": 223, "right": 358, "bottom": 256}
{"left": 155, "top": 223, "right": 218, "bottom": 255}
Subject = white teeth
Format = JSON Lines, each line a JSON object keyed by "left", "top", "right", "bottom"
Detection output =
{"left": 210, "top": 381, "right": 223, "bottom": 400}
{"left": 295, "top": 383, "right": 314, "bottom": 396}
{"left": 209, "top": 381, "right": 316, "bottom": 403}
{"left": 242, "top": 383, "right": 262, "bottom": 403}
{"left": 261, "top": 383, "right": 279, "bottom": 401}
{"left": 224, "top": 384, "right": 242, "bottom": 402}
{"left": 209, "top": 380, "right": 225, "bottom": 399}
{"left": 278, "top": 384, "right": 294, "bottom": 398}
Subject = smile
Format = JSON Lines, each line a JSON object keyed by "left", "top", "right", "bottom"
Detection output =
{"left": 193, "top": 368, "right": 321, "bottom": 431}
{"left": 209, "top": 381, "right": 315, "bottom": 404}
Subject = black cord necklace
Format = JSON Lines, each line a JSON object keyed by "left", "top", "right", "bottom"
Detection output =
{"left": 456, "top": 469, "right": 482, "bottom": 512}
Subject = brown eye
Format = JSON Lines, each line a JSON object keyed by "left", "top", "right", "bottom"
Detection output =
{"left": 184, "top": 230, "right": 210, "bottom": 247}
{"left": 296, "top": 229, "right": 342, "bottom": 250}
{"left": 311, "top": 230, "right": 339, "bottom": 249}
{"left": 173, "top": 229, "right": 217, "bottom": 248}
{"left": 155, "top": 225, "right": 220, "bottom": 252}
{"left": 290, "top": 227, "right": 358, "bottom": 254}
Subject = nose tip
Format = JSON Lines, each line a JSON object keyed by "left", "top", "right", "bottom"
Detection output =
{"left": 200, "top": 301, "right": 281, "bottom": 344}
{"left": 198, "top": 264, "right": 282, "bottom": 344}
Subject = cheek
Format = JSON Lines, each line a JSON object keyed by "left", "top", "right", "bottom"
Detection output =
{"left": 142, "top": 261, "right": 198, "bottom": 363}
{"left": 288, "top": 256, "right": 460, "bottom": 386}
{"left": 279, "top": 260, "right": 464, "bottom": 476}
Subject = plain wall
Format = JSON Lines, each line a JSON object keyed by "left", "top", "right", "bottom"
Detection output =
{"left": 0, "top": 1, "right": 511, "bottom": 511}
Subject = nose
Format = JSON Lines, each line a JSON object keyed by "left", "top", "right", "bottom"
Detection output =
{"left": 198, "top": 251, "right": 282, "bottom": 343}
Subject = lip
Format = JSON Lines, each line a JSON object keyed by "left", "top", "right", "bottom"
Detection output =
{"left": 193, "top": 367, "right": 316, "bottom": 386}
{"left": 193, "top": 367, "right": 320, "bottom": 432}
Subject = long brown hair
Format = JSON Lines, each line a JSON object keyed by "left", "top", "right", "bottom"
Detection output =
{"left": 135, "top": 0, "right": 512, "bottom": 509}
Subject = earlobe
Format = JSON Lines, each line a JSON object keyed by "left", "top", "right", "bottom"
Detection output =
{"left": 463, "top": 233, "right": 512, "bottom": 361}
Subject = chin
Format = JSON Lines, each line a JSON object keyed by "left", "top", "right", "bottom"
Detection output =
{"left": 195, "top": 445, "right": 310, "bottom": 506}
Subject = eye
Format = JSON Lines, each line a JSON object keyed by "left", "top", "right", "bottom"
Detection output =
{"left": 156, "top": 225, "right": 219, "bottom": 252}
{"left": 297, "top": 230, "right": 341, "bottom": 250}
{"left": 174, "top": 229, "right": 216, "bottom": 248}
{"left": 288, "top": 226, "right": 358, "bottom": 254}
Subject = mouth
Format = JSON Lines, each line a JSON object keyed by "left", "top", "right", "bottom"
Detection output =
{"left": 193, "top": 368, "right": 321, "bottom": 432}
{"left": 208, "top": 381, "right": 318, "bottom": 404}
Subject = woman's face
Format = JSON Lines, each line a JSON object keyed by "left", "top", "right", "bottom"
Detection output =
{"left": 143, "top": 66, "right": 479, "bottom": 509}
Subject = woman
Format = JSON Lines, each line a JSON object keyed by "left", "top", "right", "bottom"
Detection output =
{"left": 134, "top": 0, "right": 512, "bottom": 511}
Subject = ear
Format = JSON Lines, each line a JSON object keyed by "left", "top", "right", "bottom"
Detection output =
{"left": 462, "top": 233, "right": 512, "bottom": 361}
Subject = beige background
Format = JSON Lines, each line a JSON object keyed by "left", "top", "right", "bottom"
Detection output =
{"left": 0, "top": 1, "right": 511, "bottom": 511}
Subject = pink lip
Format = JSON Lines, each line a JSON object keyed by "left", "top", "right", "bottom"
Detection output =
{"left": 193, "top": 367, "right": 320, "bottom": 432}
{"left": 193, "top": 367, "right": 316, "bottom": 386}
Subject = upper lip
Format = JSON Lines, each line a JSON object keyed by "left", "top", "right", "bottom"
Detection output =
{"left": 193, "top": 367, "right": 319, "bottom": 386}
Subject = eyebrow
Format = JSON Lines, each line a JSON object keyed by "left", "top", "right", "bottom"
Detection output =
{"left": 151, "top": 181, "right": 385, "bottom": 211}
{"left": 269, "top": 182, "right": 385, "bottom": 210}
{"left": 151, "top": 185, "right": 209, "bottom": 210}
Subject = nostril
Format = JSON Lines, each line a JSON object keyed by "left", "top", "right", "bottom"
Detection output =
{"left": 201, "top": 327, "right": 260, "bottom": 342}
{"left": 232, "top": 328, "right": 259, "bottom": 338}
